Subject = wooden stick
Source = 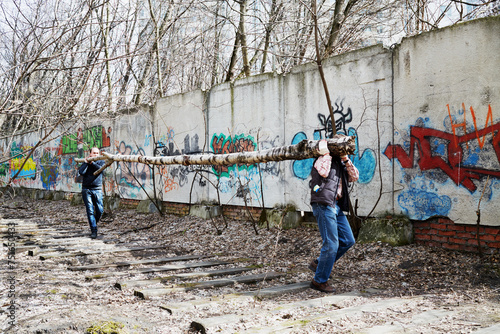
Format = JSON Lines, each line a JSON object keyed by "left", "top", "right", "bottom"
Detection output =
{"left": 93, "top": 159, "right": 114, "bottom": 176}
{"left": 74, "top": 156, "right": 114, "bottom": 176}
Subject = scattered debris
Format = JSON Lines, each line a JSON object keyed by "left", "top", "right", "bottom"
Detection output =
{"left": 1, "top": 195, "right": 499, "bottom": 333}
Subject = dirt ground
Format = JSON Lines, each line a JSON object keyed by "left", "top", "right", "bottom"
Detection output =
{"left": 1, "top": 195, "right": 500, "bottom": 333}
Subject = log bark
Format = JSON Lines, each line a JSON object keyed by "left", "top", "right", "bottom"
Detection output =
{"left": 75, "top": 135, "right": 355, "bottom": 171}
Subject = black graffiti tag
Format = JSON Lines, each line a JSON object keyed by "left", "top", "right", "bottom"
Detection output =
{"left": 316, "top": 101, "right": 353, "bottom": 137}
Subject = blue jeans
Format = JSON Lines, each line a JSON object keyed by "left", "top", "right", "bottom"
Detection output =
{"left": 312, "top": 203, "right": 355, "bottom": 284}
{"left": 82, "top": 188, "right": 103, "bottom": 232}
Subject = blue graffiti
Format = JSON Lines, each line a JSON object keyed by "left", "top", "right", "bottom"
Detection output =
{"left": 291, "top": 132, "right": 314, "bottom": 180}
{"left": 40, "top": 151, "right": 59, "bottom": 190}
{"left": 432, "top": 139, "right": 446, "bottom": 156}
{"left": 219, "top": 168, "right": 263, "bottom": 201}
{"left": 144, "top": 134, "right": 152, "bottom": 147}
{"left": 291, "top": 128, "right": 376, "bottom": 183}
{"left": 462, "top": 147, "right": 481, "bottom": 166}
{"left": 347, "top": 128, "right": 376, "bottom": 184}
{"left": 398, "top": 188, "right": 452, "bottom": 220}
{"left": 60, "top": 157, "right": 78, "bottom": 183}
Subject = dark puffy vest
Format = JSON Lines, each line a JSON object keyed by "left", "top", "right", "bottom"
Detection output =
{"left": 309, "top": 157, "right": 350, "bottom": 211}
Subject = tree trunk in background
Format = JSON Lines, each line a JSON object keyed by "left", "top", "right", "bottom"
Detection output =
{"left": 239, "top": 0, "right": 251, "bottom": 78}
{"left": 324, "top": 0, "right": 358, "bottom": 58}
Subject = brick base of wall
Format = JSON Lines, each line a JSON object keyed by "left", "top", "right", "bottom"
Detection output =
{"left": 414, "top": 217, "right": 500, "bottom": 253}
{"left": 222, "top": 205, "right": 263, "bottom": 222}
{"left": 118, "top": 198, "right": 262, "bottom": 221}
{"left": 119, "top": 198, "right": 141, "bottom": 209}
{"left": 164, "top": 202, "right": 190, "bottom": 216}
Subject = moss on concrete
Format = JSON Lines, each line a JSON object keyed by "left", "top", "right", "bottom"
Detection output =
{"left": 259, "top": 205, "right": 302, "bottom": 230}
{"left": 357, "top": 216, "right": 414, "bottom": 246}
{"left": 86, "top": 320, "right": 128, "bottom": 334}
{"left": 136, "top": 199, "right": 163, "bottom": 214}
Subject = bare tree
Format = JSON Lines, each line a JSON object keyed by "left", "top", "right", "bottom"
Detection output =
{"left": 0, "top": 0, "right": 496, "bottom": 138}
{"left": 134, "top": 0, "right": 176, "bottom": 105}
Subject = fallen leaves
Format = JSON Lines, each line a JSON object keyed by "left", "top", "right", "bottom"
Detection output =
{"left": 2, "top": 195, "right": 500, "bottom": 333}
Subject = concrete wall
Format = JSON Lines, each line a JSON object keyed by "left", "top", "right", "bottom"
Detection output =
{"left": 112, "top": 108, "right": 154, "bottom": 199}
{"left": 389, "top": 16, "right": 500, "bottom": 225}
{"left": 0, "top": 107, "right": 153, "bottom": 200}
{"left": 206, "top": 74, "right": 286, "bottom": 209}
{"left": 1, "top": 16, "right": 498, "bottom": 226}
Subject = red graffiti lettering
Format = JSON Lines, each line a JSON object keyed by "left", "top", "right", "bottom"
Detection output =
{"left": 385, "top": 105, "right": 500, "bottom": 193}
{"left": 102, "top": 127, "right": 111, "bottom": 148}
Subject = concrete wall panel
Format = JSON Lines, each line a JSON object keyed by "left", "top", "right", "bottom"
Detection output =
{"left": 207, "top": 74, "right": 285, "bottom": 208}
{"left": 390, "top": 17, "right": 500, "bottom": 225}
{"left": 283, "top": 46, "right": 394, "bottom": 215}
{"left": 111, "top": 108, "right": 153, "bottom": 200}
{"left": 154, "top": 90, "right": 208, "bottom": 204}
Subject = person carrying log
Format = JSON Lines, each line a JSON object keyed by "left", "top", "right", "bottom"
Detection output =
{"left": 78, "top": 147, "right": 105, "bottom": 239}
{"left": 72, "top": 136, "right": 356, "bottom": 243}
{"left": 308, "top": 140, "right": 359, "bottom": 293}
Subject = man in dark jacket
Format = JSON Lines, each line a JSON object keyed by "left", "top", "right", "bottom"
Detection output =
{"left": 78, "top": 147, "right": 105, "bottom": 239}
{"left": 309, "top": 149, "right": 359, "bottom": 293}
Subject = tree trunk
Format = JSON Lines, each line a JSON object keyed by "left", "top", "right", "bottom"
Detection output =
{"left": 324, "top": 0, "right": 358, "bottom": 58}
{"left": 238, "top": 0, "right": 251, "bottom": 78}
{"left": 225, "top": 33, "right": 240, "bottom": 82}
{"left": 76, "top": 136, "right": 355, "bottom": 174}
{"left": 312, "top": 0, "right": 336, "bottom": 136}
{"left": 134, "top": 1, "right": 176, "bottom": 105}
{"left": 261, "top": 0, "right": 282, "bottom": 73}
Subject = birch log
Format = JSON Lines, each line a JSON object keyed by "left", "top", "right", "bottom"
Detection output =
{"left": 74, "top": 135, "right": 355, "bottom": 174}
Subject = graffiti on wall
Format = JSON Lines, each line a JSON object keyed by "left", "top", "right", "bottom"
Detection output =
{"left": 56, "top": 125, "right": 113, "bottom": 188}
{"left": 209, "top": 133, "right": 284, "bottom": 202}
{"left": 384, "top": 104, "right": 499, "bottom": 219}
{"left": 347, "top": 128, "right": 377, "bottom": 184}
{"left": 257, "top": 136, "right": 281, "bottom": 178}
{"left": 211, "top": 133, "right": 257, "bottom": 177}
{"left": 291, "top": 128, "right": 376, "bottom": 183}
{"left": 152, "top": 130, "right": 207, "bottom": 194}
{"left": 0, "top": 125, "right": 114, "bottom": 191}
{"left": 155, "top": 165, "right": 179, "bottom": 194}
{"left": 314, "top": 100, "right": 353, "bottom": 139}
{"left": 60, "top": 125, "right": 111, "bottom": 156}
{"left": 210, "top": 133, "right": 262, "bottom": 201}
{"left": 59, "top": 156, "right": 79, "bottom": 190}
{"left": 291, "top": 102, "right": 353, "bottom": 180}
{"left": 40, "top": 149, "right": 59, "bottom": 190}
{"left": 9, "top": 143, "right": 37, "bottom": 179}
{"left": 0, "top": 162, "right": 8, "bottom": 177}
{"left": 291, "top": 131, "right": 319, "bottom": 180}
{"left": 115, "top": 141, "right": 152, "bottom": 197}
{"left": 291, "top": 103, "right": 376, "bottom": 183}
{"left": 384, "top": 105, "right": 500, "bottom": 193}
{"left": 397, "top": 175, "right": 453, "bottom": 220}
{"left": 218, "top": 166, "right": 263, "bottom": 200}
{"left": 151, "top": 129, "right": 280, "bottom": 200}
{"left": 10, "top": 156, "right": 37, "bottom": 179}
{"left": 154, "top": 133, "right": 201, "bottom": 157}
{"left": 3, "top": 126, "right": 113, "bottom": 192}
